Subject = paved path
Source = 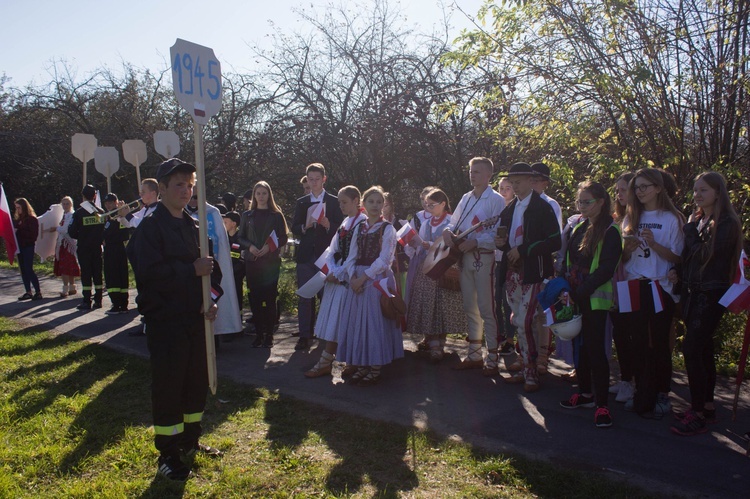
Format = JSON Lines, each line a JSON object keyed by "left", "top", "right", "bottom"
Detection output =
{"left": 1, "top": 269, "right": 749, "bottom": 497}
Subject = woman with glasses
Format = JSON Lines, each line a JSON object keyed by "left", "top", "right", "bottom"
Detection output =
{"left": 405, "top": 188, "right": 467, "bottom": 362}
{"left": 558, "top": 182, "right": 622, "bottom": 428}
{"left": 49, "top": 196, "right": 80, "bottom": 297}
{"left": 621, "top": 168, "right": 685, "bottom": 416}
{"left": 668, "top": 172, "right": 742, "bottom": 435}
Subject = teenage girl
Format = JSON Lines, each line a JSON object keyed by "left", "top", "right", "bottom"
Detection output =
{"left": 305, "top": 186, "right": 366, "bottom": 378}
{"left": 13, "top": 198, "right": 42, "bottom": 301}
{"left": 238, "top": 181, "right": 288, "bottom": 348}
{"left": 559, "top": 181, "right": 622, "bottom": 428}
{"left": 406, "top": 188, "right": 467, "bottom": 362}
{"left": 337, "top": 186, "right": 403, "bottom": 385}
{"left": 669, "top": 172, "right": 742, "bottom": 435}
{"left": 621, "top": 168, "right": 685, "bottom": 415}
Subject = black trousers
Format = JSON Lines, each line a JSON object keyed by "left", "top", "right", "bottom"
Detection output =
{"left": 610, "top": 310, "right": 634, "bottom": 382}
{"left": 77, "top": 246, "right": 103, "bottom": 303}
{"left": 146, "top": 316, "right": 208, "bottom": 457}
{"left": 104, "top": 244, "right": 129, "bottom": 308}
{"left": 246, "top": 257, "right": 281, "bottom": 334}
{"left": 495, "top": 264, "right": 516, "bottom": 343}
{"left": 682, "top": 289, "right": 726, "bottom": 412}
{"left": 575, "top": 306, "right": 610, "bottom": 406}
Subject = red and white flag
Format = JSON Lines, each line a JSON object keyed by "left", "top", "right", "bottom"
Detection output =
{"left": 265, "top": 230, "right": 279, "bottom": 252}
{"left": 194, "top": 101, "right": 206, "bottom": 117}
{"left": 471, "top": 207, "right": 488, "bottom": 232}
{"left": 373, "top": 277, "right": 394, "bottom": 298}
{"left": 396, "top": 222, "right": 417, "bottom": 247}
{"left": 231, "top": 243, "right": 240, "bottom": 251}
{"left": 616, "top": 279, "right": 664, "bottom": 313}
{"left": 314, "top": 247, "right": 332, "bottom": 275}
{"left": 0, "top": 184, "right": 19, "bottom": 265}
{"left": 719, "top": 251, "right": 750, "bottom": 314}
{"left": 543, "top": 307, "right": 556, "bottom": 327}
{"left": 310, "top": 202, "right": 326, "bottom": 224}
{"left": 210, "top": 286, "right": 221, "bottom": 301}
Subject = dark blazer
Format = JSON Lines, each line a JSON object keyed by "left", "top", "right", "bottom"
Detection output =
{"left": 291, "top": 191, "right": 344, "bottom": 263}
{"left": 497, "top": 190, "right": 561, "bottom": 284}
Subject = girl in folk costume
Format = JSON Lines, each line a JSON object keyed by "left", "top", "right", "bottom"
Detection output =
{"left": 13, "top": 198, "right": 43, "bottom": 300}
{"left": 337, "top": 186, "right": 403, "bottom": 385}
{"left": 558, "top": 182, "right": 622, "bottom": 428}
{"left": 406, "top": 188, "right": 467, "bottom": 362}
{"left": 406, "top": 187, "right": 436, "bottom": 327}
{"left": 383, "top": 192, "right": 409, "bottom": 310}
{"left": 669, "top": 172, "right": 742, "bottom": 436}
{"left": 305, "top": 186, "right": 366, "bottom": 378}
{"left": 51, "top": 196, "right": 80, "bottom": 297}
{"left": 238, "top": 181, "right": 289, "bottom": 348}
{"left": 621, "top": 168, "right": 685, "bottom": 416}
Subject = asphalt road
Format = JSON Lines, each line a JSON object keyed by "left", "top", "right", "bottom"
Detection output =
{"left": 1, "top": 268, "right": 749, "bottom": 497}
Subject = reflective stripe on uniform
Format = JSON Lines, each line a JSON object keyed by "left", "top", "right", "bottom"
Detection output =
{"left": 81, "top": 286, "right": 92, "bottom": 291}
{"left": 184, "top": 412, "right": 203, "bottom": 424}
{"left": 154, "top": 422, "right": 184, "bottom": 436}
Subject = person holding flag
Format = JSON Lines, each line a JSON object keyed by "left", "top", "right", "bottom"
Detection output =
{"left": 621, "top": 168, "right": 685, "bottom": 416}
{"left": 290, "top": 163, "right": 344, "bottom": 350}
{"left": 337, "top": 186, "right": 402, "bottom": 385}
{"left": 305, "top": 185, "right": 366, "bottom": 378}
{"left": 238, "top": 181, "right": 288, "bottom": 348}
{"left": 442, "top": 157, "right": 505, "bottom": 374}
{"left": 668, "top": 172, "right": 743, "bottom": 435}
{"left": 405, "top": 188, "right": 467, "bottom": 362}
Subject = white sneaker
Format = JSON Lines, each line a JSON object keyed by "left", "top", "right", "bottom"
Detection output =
{"left": 608, "top": 381, "right": 623, "bottom": 394}
{"left": 615, "top": 381, "right": 635, "bottom": 403}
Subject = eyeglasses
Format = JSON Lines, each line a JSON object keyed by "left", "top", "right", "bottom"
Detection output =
{"left": 425, "top": 202, "right": 441, "bottom": 209}
{"left": 576, "top": 198, "right": 599, "bottom": 207}
{"left": 634, "top": 183, "right": 654, "bottom": 192}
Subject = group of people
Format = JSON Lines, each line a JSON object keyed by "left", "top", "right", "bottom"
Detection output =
{"left": 9, "top": 155, "right": 745, "bottom": 480}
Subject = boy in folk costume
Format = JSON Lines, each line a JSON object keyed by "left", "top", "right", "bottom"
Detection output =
{"left": 291, "top": 163, "right": 344, "bottom": 350}
{"left": 442, "top": 157, "right": 506, "bottom": 374}
{"left": 127, "top": 159, "right": 224, "bottom": 481}
{"left": 495, "top": 163, "right": 561, "bottom": 392}
{"left": 68, "top": 184, "right": 105, "bottom": 310}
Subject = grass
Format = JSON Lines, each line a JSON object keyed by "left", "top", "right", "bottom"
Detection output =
{"left": 0, "top": 317, "right": 653, "bottom": 498}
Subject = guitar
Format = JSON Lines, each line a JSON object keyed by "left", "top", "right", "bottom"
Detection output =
{"left": 422, "top": 214, "right": 501, "bottom": 280}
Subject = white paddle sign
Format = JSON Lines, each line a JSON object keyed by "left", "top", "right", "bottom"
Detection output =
{"left": 71, "top": 133, "right": 97, "bottom": 187}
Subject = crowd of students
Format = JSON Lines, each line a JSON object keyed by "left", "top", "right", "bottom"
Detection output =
{"left": 9, "top": 157, "right": 745, "bottom": 480}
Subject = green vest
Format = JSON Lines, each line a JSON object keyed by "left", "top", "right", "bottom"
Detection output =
{"left": 567, "top": 221, "right": 622, "bottom": 311}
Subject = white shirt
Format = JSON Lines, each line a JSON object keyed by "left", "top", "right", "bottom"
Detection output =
{"left": 509, "top": 193, "right": 532, "bottom": 249}
{"left": 623, "top": 209, "right": 684, "bottom": 295}
{"left": 309, "top": 189, "right": 326, "bottom": 204}
{"left": 540, "top": 192, "right": 563, "bottom": 233}
{"left": 446, "top": 186, "right": 505, "bottom": 251}
{"left": 121, "top": 203, "right": 158, "bottom": 229}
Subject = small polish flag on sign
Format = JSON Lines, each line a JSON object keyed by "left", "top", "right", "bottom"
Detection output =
{"left": 719, "top": 250, "right": 750, "bottom": 314}
{"left": 266, "top": 230, "right": 279, "bottom": 252}
{"left": 396, "top": 223, "right": 417, "bottom": 247}
{"left": 373, "top": 278, "right": 395, "bottom": 298}
{"left": 210, "top": 287, "right": 221, "bottom": 301}
{"left": 543, "top": 307, "right": 556, "bottom": 327}
{"left": 0, "top": 184, "right": 19, "bottom": 265}
{"left": 311, "top": 202, "right": 326, "bottom": 223}
{"left": 471, "top": 207, "right": 488, "bottom": 232}
{"left": 194, "top": 101, "right": 206, "bottom": 117}
{"left": 315, "top": 247, "right": 332, "bottom": 275}
{"left": 616, "top": 280, "right": 641, "bottom": 313}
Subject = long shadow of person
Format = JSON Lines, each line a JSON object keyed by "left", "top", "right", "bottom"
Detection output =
{"left": 264, "top": 392, "right": 419, "bottom": 497}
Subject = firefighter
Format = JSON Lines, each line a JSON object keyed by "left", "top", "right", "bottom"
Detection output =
{"left": 68, "top": 184, "right": 105, "bottom": 310}
{"left": 102, "top": 193, "right": 130, "bottom": 314}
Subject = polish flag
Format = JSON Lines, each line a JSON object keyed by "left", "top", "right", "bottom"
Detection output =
{"left": 396, "top": 222, "right": 417, "bottom": 247}
{"left": 311, "top": 202, "right": 326, "bottom": 223}
{"left": 719, "top": 251, "right": 750, "bottom": 314}
{"left": 315, "top": 246, "right": 332, "bottom": 275}
{"left": 210, "top": 286, "right": 221, "bottom": 301}
{"left": 650, "top": 280, "right": 665, "bottom": 313}
{"left": 0, "top": 184, "right": 19, "bottom": 264}
{"left": 471, "top": 207, "right": 488, "bottom": 232}
{"left": 373, "top": 278, "right": 395, "bottom": 298}
{"left": 616, "top": 280, "right": 641, "bottom": 313}
{"left": 265, "top": 230, "right": 279, "bottom": 252}
{"left": 194, "top": 101, "right": 206, "bottom": 117}
{"left": 231, "top": 243, "right": 240, "bottom": 251}
{"left": 543, "top": 306, "right": 556, "bottom": 327}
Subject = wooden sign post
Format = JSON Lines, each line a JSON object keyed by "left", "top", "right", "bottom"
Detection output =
{"left": 170, "top": 38, "right": 223, "bottom": 395}
{"left": 122, "top": 140, "right": 147, "bottom": 188}
{"left": 71, "top": 133, "right": 97, "bottom": 187}
{"left": 153, "top": 131, "right": 180, "bottom": 159}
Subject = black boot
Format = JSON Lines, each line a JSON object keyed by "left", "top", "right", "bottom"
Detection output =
{"left": 251, "top": 327, "right": 264, "bottom": 348}
{"left": 262, "top": 328, "right": 273, "bottom": 348}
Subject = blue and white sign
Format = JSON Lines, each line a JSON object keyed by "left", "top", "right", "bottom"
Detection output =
{"left": 170, "top": 39, "right": 222, "bottom": 125}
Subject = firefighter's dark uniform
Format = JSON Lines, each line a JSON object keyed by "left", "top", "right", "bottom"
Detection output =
{"left": 102, "top": 214, "right": 130, "bottom": 312}
{"left": 68, "top": 201, "right": 105, "bottom": 306}
{"left": 127, "top": 202, "right": 222, "bottom": 459}
{"left": 227, "top": 230, "right": 244, "bottom": 313}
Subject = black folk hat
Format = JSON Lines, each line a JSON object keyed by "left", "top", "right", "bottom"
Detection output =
{"left": 507, "top": 162, "right": 534, "bottom": 176}
{"left": 531, "top": 162, "right": 551, "bottom": 181}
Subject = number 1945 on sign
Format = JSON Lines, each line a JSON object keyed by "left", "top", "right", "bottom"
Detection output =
{"left": 172, "top": 53, "right": 220, "bottom": 100}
